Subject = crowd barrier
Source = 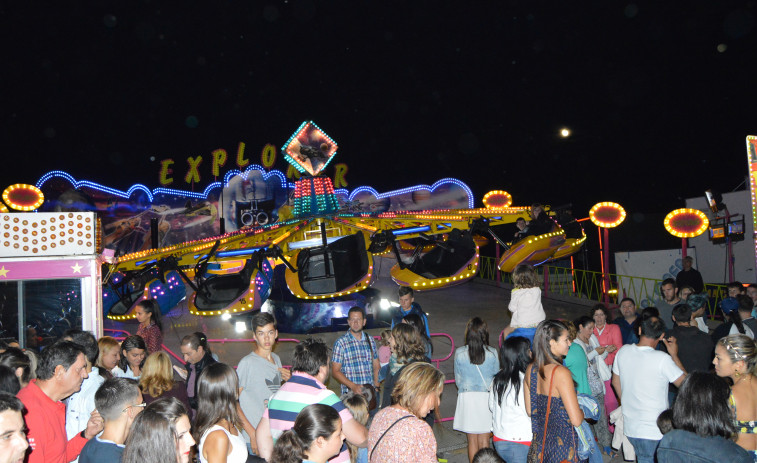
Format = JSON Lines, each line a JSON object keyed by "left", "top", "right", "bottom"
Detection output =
{"left": 479, "top": 257, "right": 728, "bottom": 318}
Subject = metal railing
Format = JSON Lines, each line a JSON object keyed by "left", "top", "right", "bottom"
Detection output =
{"left": 479, "top": 256, "right": 728, "bottom": 318}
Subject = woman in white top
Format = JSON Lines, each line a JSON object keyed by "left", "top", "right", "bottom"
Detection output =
{"left": 194, "top": 363, "right": 249, "bottom": 463}
{"left": 113, "top": 335, "right": 146, "bottom": 380}
{"left": 488, "top": 336, "right": 532, "bottom": 463}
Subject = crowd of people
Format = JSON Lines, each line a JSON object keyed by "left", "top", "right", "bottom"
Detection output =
{"left": 3, "top": 263, "right": 757, "bottom": 463}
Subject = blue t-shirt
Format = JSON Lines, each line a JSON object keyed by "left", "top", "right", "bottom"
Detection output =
{"left": 391, "top": 303, "right": 431, "bottom": 338}
{"left": 79, "top": 435, "right": 124, "bottom": 463}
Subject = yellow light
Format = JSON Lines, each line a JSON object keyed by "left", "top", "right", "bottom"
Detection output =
{"left": 589, "top": 202, "right": 626, "bottom": 228}
{"left": 664, "top": 208, "right": 709, "bottom": 238}
{"left": 560, "top": 128, "right": 571, "bottom": 137}
{"left": 482, "top": 190, "right": 513, "bottom": 209}
{"left": 2, "top": 184, "right": 45, "bottom": 211}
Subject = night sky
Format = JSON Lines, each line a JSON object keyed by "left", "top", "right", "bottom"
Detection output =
{"left": 3, "top": 2, "right": 757, "bottom": 252}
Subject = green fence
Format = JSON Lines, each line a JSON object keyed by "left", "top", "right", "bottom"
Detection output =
{"left": 479, "top": 256, "right": 728, "bottom": 318}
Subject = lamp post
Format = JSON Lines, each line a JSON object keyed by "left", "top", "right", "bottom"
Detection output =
{"left": 664, "top": 207, "right": 709, "bottom": 267}
{"left": 589, "top": 202, "right": 626, "bottom": 305}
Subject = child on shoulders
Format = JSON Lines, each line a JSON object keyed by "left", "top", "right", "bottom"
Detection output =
{"left": 502, "top": 264, "right": 545, "bottom": 345}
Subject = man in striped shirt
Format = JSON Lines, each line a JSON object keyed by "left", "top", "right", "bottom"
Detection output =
{"left": 256, "top": 338, "right": 368, "bottom": 462}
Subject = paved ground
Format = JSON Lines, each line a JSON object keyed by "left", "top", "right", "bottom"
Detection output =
{"left": 105, "top": 255, "right": 627, "bottom": 462}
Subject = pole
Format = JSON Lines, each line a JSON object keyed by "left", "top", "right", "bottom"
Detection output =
{"left": 603, "top": 227, "right": 610, "bottom": 306}
{"left": 726, "top": 210, "right": 735, "bottom": 282}
{"left": 682, "top": 238, "right": 687, "bottom": 259}
{"left": 495, "top": 242, "right": 501, "bottom": 284}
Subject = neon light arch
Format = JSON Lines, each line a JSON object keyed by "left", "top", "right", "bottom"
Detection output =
{"left": 348, "top": 178, "right": 474, "bottom": 209}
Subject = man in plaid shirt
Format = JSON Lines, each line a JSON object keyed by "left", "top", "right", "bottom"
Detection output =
{"left": 331, "top": 306, "right": 380, "bottom": 395}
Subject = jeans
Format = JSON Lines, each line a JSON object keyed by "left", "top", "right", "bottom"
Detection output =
{"left": 493, "top": 440, "right": 530, "bottom": 463}
{"left": 587, "top": 434, "right": 603, "bottom": 463}
{"left": 627, "top": 437, "right": 660, "bottom": 463}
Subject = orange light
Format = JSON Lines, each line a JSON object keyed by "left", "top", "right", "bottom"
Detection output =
{"left": 664, "top": 208, "right": 709, "bottom": 238}
{"left": 2, "top": 184, "right": 44, "bottom": 211}
{"left": 482, "top": 190, "right": 513, "bottom": 209}
{"left": 589, "top": 202, "right": 626, "bottom": 228}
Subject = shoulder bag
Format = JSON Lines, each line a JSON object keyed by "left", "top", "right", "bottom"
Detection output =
{"left": 369, "top": 414, "right": 413, "bottom": 462}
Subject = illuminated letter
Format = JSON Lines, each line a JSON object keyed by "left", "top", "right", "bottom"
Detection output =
{"left": 159, "top": 159, "right": 174, "bottom": 186}
{"left": 334, "top": 163, "right": 348, "bottom": 188}
{"left": 185, "top": 156, "right": 203, "bottom": 184}
{"left": 236, "top": 142, "right": 249, "bottom": 168}
{"left": 261, "top": 144, "right": 277, "bottom": 169}
{"left": 212, "top": 149, "right": 227, "bottom": 177}
{"left": 286, "top": 164, "right": 301, "bottom": 180}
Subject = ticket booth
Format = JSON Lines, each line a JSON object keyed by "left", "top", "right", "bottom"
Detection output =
{"left": 0, "top": 212, "right": 102, "bottom": 349}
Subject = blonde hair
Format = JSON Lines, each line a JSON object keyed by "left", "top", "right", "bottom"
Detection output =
{"left": 718, "top": 334, "right": 757, "bottom": 375}
{"left": 342, "top": 393, "right": 369, "bottom": 463}
{"left": 96, "top": 336, "right": 120, "bottom": 370}
{"left": 512, "top": 264, "right": 539, "bottom": 289}
{"left": 139, "top": 352, "right": 175, "bottom": 398}
{"left": 391, "top": 362, "right": 445, "bottom": 417}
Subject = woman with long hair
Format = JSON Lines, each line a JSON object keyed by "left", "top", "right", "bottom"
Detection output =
{"left": 135, "top": 299, "right": 164, "bottom": 354}
{"left": 122, "top": 397, "right": 196, "bottom": 463}
{"left": 271, "top": 403, "right": 346, "bottom": 463}
{"left": 402, "top": 313, "right": 433, "bottom": 358}
{"left": 341, "top": 392, "right": 369, "bottom": 463}
{"left": 140, "top": 352, "right": 191, "bottom": 413}
{"left": 368, "top": 362, "right": 444, "bottom": 463}
{"left": 193, "top": 363, "right": 248, "bottom": 463}
{"left": 380, "top": 323, "right": 428, "bottom": 408}
{"left": 454, "top": 317, "right": 500, "bottom": 462}
{"left": 712, "top": 298, "right": 755, "bottom": 342}
{"left": 96, "top": 336, "right": 121, "bottom": 380}
{"left": 489, "top": 336, "right": 532, "bottom": 463}
{"left": 524, "top": 320, "right": 584, "bottom": 463}
{"left": 115, "top": 335, "right": 147, "bottom": 379}
{"left": 657, "top": 372, "right": 752, "bottom": 462}
{"left": 712, "top": 334, "right": 757, "bottom": 459}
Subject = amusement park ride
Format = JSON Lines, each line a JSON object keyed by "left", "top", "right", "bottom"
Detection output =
{"left": 0, "top": 121, "right": 586, "bottom": 339}
{"left": 100, "top": 121, "right": 586, "bottom": 324}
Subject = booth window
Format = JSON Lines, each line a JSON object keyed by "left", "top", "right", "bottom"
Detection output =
{"left": 0, "top": 279, "right": 82, "bottom": 350}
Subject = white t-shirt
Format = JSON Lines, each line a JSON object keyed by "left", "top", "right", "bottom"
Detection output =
{"left": 508, "top": 287, "right": 546, "bottom": 328}
{"left": 488, "top": 372, "right": 532, "bottom": 442}
{"left": 729, "top": 323, "right": 755, "bottom": 339}
{"left": 612, "top": 344, "right": 684, "bottom": 440}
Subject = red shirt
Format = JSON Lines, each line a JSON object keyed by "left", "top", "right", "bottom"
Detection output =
{"left": 136, "top": 322, "right": 163, "bottom": 354}
{"left": 17, "top": 379, "right": 88, "bottom": 463}
{"left": 594, "top": 323, "right": 623, "bottom": 366}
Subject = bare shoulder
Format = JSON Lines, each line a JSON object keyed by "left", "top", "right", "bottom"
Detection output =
{"left": 552, "top": 364, "right": 574, "bottom": 383}
{"left": 524, "top": 363, "right": 533, "bottom": 384}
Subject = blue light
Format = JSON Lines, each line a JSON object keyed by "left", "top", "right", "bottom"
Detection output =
{"left": 36, "top": 168, "right": 290, "bottom": 203}
{"left": 216, "top": 247, "right": 265, "bottom": 258}
{"left": 393, "top": 226, "right": 432, "bottom": 236}
{"left": 222, "top": 165, "right": 288, "bottom": 188}
{"left": 348, "top": 178, "right": 474, "bottom": 209}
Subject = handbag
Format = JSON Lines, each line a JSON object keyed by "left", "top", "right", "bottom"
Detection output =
{"left": 595, "top": 356, "right": 612, "bottom": 382}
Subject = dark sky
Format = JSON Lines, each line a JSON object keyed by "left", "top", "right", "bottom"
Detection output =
{"left": 2, "top": 1, "right": 757, "bottom": 223}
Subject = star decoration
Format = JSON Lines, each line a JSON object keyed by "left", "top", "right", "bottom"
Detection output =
{"left": 71, "top": 263, "right": 82, "bottom": 274}
{"left": 0, "top": 266, "right": 8, "bottom": 278}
